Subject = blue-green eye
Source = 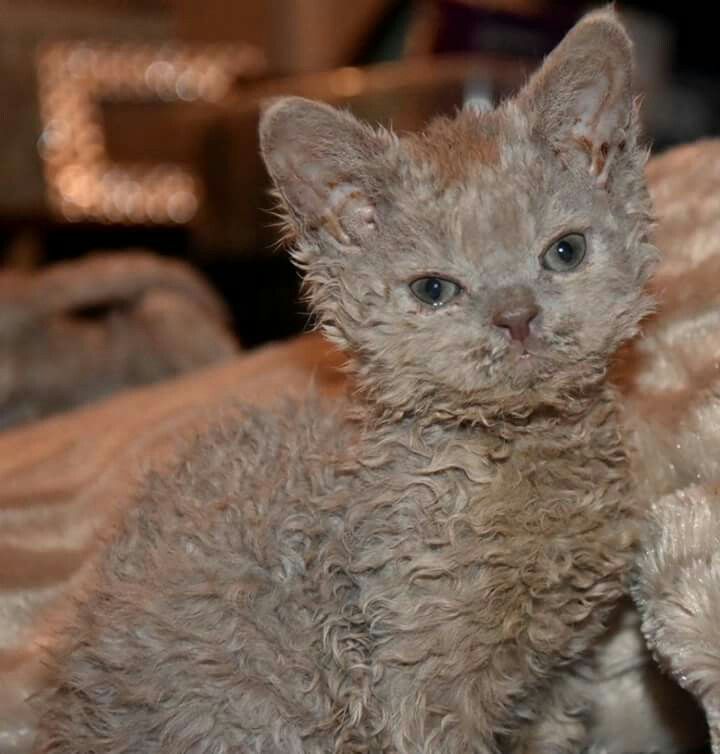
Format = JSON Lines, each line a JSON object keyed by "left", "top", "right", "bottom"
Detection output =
{"left": 410, "top": 276, "right": 461, "bottom": 307}
{"left": 541, "top": 234, "right": 587, "bottom": 272}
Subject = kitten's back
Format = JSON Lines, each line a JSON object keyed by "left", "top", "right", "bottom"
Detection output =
{"left": 38, "top": 397, "right": 357, "bottom": 754}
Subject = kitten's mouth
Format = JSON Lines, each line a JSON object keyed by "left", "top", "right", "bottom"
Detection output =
{"left": 506, "top": 338, "right": 543, "bottom": 361}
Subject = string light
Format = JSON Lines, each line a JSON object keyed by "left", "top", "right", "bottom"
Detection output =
{"left": 36, "top": 41, "right": 265, "bottom": 225}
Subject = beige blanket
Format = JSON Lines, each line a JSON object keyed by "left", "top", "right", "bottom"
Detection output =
{"left": 0, "top": 251, "right": 238, "bottom": 430}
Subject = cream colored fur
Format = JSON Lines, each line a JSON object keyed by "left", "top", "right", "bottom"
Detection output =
{"left": 612, "top": 140, "right": 720, "bottom": 754}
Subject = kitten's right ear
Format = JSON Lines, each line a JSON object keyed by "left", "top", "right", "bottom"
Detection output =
{"left": 517, "top": 8, "right": 636, "bottom": 186}
{"left": 259, "top": 97, "right": 389, "bottom": 246}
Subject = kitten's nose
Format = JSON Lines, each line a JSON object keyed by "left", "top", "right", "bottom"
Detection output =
{"left": 493, "top": 304, "right": 540, "bottom": 343}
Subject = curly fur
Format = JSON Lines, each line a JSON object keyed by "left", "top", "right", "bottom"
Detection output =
{"left": 35, "top": 10, "right": 656, "bottom": 754}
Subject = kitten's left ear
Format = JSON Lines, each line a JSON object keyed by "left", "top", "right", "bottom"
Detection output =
{"left": 259, "top": 97, "right": 389, "bottom": 246}
{"left": 518, "top": 8, "right": 636, "bottom": 186}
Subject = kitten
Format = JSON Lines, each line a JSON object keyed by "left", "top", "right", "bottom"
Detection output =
{"left": 35, "top": 10, "right": 657, "bottom": 754}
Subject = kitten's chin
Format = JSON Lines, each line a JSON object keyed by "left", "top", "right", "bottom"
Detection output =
{"left": 499, "top": 341, "right": 574, "bottom": 395}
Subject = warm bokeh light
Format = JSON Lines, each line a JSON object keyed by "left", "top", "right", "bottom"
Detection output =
{"left": 36, "top": 41, "right": 265, "bottom": 225}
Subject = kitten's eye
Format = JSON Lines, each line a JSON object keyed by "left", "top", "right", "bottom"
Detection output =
{"left": 409, "top": 276, "right": 461, "bottom": 307}
{"left": 541, "top": 234, "right": 587, "bottom": 272}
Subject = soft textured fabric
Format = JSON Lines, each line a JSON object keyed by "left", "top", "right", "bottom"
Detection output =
{"left": 0, "top": 250, "right": 238, "bottom": 429}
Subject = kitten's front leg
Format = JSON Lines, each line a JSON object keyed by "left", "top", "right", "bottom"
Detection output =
{"left": 504, "top": 670, "right": 591, "bottom": 754}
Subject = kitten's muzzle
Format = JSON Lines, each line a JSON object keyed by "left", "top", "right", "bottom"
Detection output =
{"left": 492, "top": 288, "right": 541, "bottom": 344}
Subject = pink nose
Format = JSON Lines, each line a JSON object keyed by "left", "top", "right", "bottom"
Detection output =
{"left": 493, "top": 305, "right": 539, "bottom": 343}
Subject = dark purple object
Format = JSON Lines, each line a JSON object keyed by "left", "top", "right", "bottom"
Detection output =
{"left": 434, "top": 1, "right": 581, "bottom": 62}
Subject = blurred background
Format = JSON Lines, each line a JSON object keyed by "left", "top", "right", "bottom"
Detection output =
{"left": 1, "top": 0, "right": 718, "bottom": 351}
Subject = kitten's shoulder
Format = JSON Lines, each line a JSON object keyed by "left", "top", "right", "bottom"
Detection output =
{"left": 37, "top": 395, "right": 355, "bottom": 753}
{"left": 99, "top": 395, "right": 356, "bottom": 577}
{"left": 170, "top": 394, "right": 355, "bottom": 501}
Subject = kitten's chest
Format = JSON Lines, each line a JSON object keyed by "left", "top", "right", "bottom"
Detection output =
{"left": 325, "top": 422, "right": 635, "bottom": 749}
{"left": 418, "top": 435, "right": 628, "bottom": 539}
{"left": 356, "top": 431, "right": 633, "bottom": 630}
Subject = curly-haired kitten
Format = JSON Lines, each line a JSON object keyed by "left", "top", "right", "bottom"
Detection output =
{"left": 35, "top": 10, "right": 657, "bottom": 754}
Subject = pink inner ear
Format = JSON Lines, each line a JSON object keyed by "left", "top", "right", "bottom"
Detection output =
{"left": 323, "top": 182, "right": 376, "bottom": 243}
{"left": 280, "top": 153, "right": 376, "bottom": 244}
{"left": 517, "top": 12, "right": 635, "bottom": 188}
{"left": 569, "top": 68, "right": 629, "bottom": 186}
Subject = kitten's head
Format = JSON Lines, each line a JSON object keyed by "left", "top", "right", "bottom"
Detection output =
{"left": 260, "top": 9, "right": 657, "bottom": 423}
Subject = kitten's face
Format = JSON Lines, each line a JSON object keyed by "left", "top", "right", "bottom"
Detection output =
{"left": 333, "top": 131, "right": 652, "bottom": 414}
{"left": 261, "top": 10, "right": 657, "bottom": 421}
